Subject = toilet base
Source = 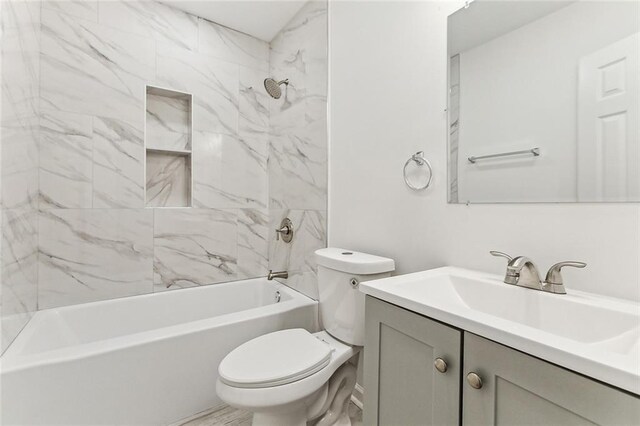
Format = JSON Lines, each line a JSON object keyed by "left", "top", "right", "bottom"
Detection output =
{"left": 249, "top": 362, "right": 357, "bottom": 426}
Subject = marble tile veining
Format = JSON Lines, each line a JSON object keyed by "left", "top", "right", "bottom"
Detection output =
{"left": 1, "top": 0, "right": 41, "bottom": 124}
{"left": 156, "top": 45, "right": 239, "bottom": 135}
{"left": 239, "top": 66, "right": 270, "bottom": 140}
{"left": 146, "top": 92, "right": 191, "bottom": 151}
{"left": 39, "top": 110, "right": 93, "bottom": 209}
{"left": 449, "top": 54, "right": 461, "bottom": 203}
{"left": 237, "top": 208, "right": 269, "bottom": 280}
{"left": 153, "top": 209, "right": 237, "bottom": 291}
{"left": 99, "top": 0, "right": 198, "bottom": 51}
{"left": 193, "top": 132, "right": 267, "bottom": 209}
{"left": 146, "top": 151, "right": 191, "bottom": 207}
{"left": 1, "top": 208, "right": 38, "bottom": 352}
{"left": 93, "top": 117, "right": 145, "bottom": 208}
{"left": 198, "top": 18, "right": 269, "bottom": 72}
{"left": 42, "top": 0, "right": 98, "bottom": 22}
{"left": 40, "top": 9, "right": 155, "bottom": 124}
{"left": 1, "top": 0, "right": 41, "bottom": 30}
{"left": 1, "top": 209, "right": 38, "bottom": 294}
{"left": 38, "top": 209, "right": 154, "bottom": 309}
{"left": 1, "top": 118, "right": 39, "bottom": 210}
{"left": 269, "top": 131, "right": 327, "bottom": 211}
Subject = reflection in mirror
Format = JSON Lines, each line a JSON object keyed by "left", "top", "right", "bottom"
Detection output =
{"left": 448, "top": 1, "right": 639, "bottom": 203}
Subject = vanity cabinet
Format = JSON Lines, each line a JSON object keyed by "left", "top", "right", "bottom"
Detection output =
{"left": 463, "top": 332, "right": 639, "bottom": 425}
{"left": 363, "top": 296, "right": 461, "bottom": 426}
{"left": 363, "top": 296, "right": 640, "bottom": 426}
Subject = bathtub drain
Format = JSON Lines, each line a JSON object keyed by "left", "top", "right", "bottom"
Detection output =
{"left": 275, "top": 291, "right": 281, "bottom": 303}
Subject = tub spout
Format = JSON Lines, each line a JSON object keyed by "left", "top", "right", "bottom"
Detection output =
{"left": 267, "top": 270, "right": 288, "bottom": 280}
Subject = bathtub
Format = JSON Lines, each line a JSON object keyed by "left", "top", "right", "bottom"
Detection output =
{"left": 1, "top": 279, "right": 318, "bottom": 425}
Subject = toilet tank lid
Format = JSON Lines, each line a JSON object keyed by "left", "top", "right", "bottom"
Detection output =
{"left": 315, "top": 248, "right": 395, "bottom": 275}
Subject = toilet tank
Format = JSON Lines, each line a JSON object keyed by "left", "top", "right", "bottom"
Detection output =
{"left": 315, "top": 248, "right": 395, "bottom": 346}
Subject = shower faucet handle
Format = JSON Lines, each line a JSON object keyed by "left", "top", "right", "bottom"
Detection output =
{"left": 275, "top": 218, "right": 293, "bottom": 243}
{"left": 275, "top": 225, "right": 290, "bottom": 239}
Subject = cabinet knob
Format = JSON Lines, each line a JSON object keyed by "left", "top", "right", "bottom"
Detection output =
{"left": 466, "top": 372, "right": 483, "bottom": 389}
{"left": 434, "top": 358, "right": 448, "bottom": 373}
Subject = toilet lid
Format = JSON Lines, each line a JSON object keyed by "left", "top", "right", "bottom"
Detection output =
{"left": 218, "top": 329, "right": 332, "bottom": 388}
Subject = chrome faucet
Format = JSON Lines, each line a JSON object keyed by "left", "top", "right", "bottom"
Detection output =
{"left": 267, "top": 270, "right": 288, "bottom": 280}
{"left": 490, "top": 251, "right": 586, "bottom": 294}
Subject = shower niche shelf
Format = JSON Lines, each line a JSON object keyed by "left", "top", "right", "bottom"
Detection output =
{"left": 145, "top": 86, "right": 193, "bottom": 207}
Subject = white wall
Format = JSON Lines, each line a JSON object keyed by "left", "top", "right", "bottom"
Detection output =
{"left": 456, "top": 1, "right": 639, "bottom": 203}
{"left": 329, "top": 1, "right": 640, "bottom": 302}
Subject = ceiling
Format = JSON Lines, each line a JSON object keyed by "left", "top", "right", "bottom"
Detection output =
{"left": 448, "top": 1, "right": 574, "bottom": 55}
{"left": 161, "top": 0, "right": 307, "bottom": 42}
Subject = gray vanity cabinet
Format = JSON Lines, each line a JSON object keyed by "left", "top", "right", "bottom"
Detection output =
{"left": 364, "top": 296, "right": 640, "bottom": 426}
{"left": 363, "top": 296, "right": 462, "bottom": 426}
{"left": 462, "top": 333, "right": 640, "bottom": 426}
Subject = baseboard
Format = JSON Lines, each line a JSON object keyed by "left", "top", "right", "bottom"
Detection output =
{"left": 351, "top": 383, "right": 364, "bottom": 409}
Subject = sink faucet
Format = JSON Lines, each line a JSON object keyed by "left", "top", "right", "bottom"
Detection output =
{"left": 267, "top": 270, "right": 288, "bottom": 280}
{"left": 491, "top": 252, "right": 543, "bottom": 290}
{"left": 490, "top": 251, "right": 586, "bottom": 294}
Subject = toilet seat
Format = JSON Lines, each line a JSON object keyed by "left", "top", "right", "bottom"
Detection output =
{"left": 216, "top": 331, "right": 358, "bottom": 412}
{"left": 218, "top": 329, "right": 332, "bottom": 388}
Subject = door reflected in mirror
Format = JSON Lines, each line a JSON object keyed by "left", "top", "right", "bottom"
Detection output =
{"left": 447, "top": 1, "right": 639, "bottom": 203}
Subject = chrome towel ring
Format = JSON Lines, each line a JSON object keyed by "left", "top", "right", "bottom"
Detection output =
{"left": 403, "top": 151, "right": 433, "bottom": 191}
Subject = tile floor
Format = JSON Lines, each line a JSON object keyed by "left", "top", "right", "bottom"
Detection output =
{"left": 180, "top": 401, "right": 363, "bottom": 426}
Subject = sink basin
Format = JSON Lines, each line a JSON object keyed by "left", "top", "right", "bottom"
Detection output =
{"left": 359, "top": 267, "right": 640, "bottom": 395}
{"left": 395, "top": 271, "right": 639, "bottom": 347}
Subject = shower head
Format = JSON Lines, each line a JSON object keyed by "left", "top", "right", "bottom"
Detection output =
{"left": 264, "top": 78, "right": 289, "bottom": 99}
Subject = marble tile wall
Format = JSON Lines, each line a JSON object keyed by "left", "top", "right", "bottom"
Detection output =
{"left": 1, "top": 0, "right": 328, "bottom": 336}
{"left": 448, "top": 54, "right": 460, "bottom": 203}
{"left": 146, "top": 92, "right": 191, "bottom": 151}
{"left": 268, "top": 1, "right": 328, "bottom": 300}
{"left": 145, "top": 152, "right": 191, "bottom": 207}
{"left": 34, "top": 0, "right": 274, "bottom": 309}
{"left": 1, "top": 0, "right": 41, "bottom": 352}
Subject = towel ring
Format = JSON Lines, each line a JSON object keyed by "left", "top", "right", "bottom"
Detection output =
{"left": 403, "top": 151, "right": 433, "bottom": 191}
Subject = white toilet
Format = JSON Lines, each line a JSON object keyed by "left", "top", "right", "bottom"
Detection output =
{"left": 216, "top": 248, "right": 395, "bottom": 426}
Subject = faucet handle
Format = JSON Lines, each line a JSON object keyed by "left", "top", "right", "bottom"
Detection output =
{"left": 544, "top": 261, "right": 586, "bottom": 294}
{"left": 545, "top": 261, "right": 586, "bottom": 284}
{"left": 490, "top": 251, "right": 513, "bottom": 263}
{"left": 275, "top": 218, "right": 293, "bottom": 243}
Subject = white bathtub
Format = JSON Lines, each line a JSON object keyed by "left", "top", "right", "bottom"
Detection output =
{"left": 1, "top": 279, "right": 318, "bottom": 425}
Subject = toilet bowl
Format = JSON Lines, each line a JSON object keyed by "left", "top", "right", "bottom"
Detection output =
{"left": 216, "top": 248, "right": 395, "bottom": 425}
{"left": 216, "top": 330, "right": 357, "bottom": 425}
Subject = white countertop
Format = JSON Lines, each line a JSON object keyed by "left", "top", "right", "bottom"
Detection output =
{"left": 360, "top": 266, "right": 640, "bottom": 395}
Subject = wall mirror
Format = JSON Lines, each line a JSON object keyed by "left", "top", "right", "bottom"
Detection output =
{"left": 447, "top": 1, "right": 639, "bottom": 203}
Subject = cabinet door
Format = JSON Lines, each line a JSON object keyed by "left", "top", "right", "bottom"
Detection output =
{"left": 463, "top": 333, "right": 640, "bottom": 425}
{"left": 363, "top": 296, "right": 462, "bottom": 426}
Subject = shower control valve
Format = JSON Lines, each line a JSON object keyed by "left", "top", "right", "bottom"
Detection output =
{"left": 275, "top": 218, "right": 294, "bottom": 243}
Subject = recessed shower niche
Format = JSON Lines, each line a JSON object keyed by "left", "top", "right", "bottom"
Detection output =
{"left": 145, "top": 86, "right": 193, "bottom": 207}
